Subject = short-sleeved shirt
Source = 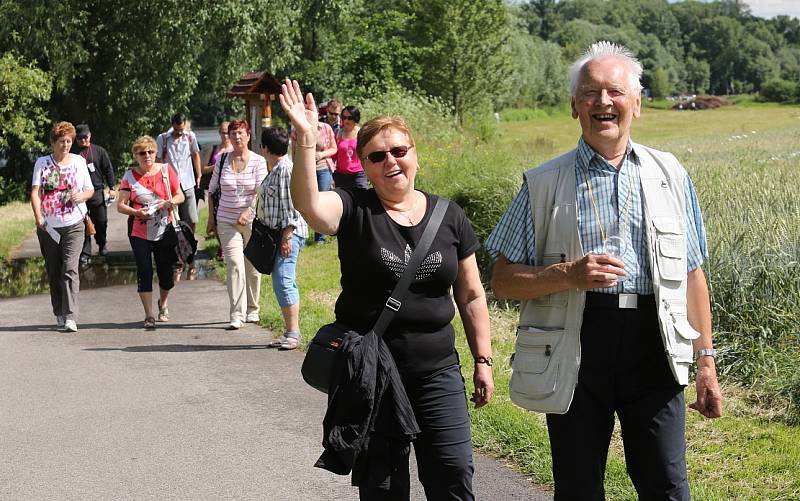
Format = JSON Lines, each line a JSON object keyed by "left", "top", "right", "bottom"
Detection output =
{"left": 255, "top": 156, "right": 308, "bottom": 238}
{"left": 334, "top": 188, "right": 480, "bottom": 375}
{"left": 485, "top": 139, "right": 708, "bottom": 294}
{"left": 334, "top": 135, "right": 363, "bottom": 175}
{"left": 208, "top": 151, "right": 268, "bottom": 225}
{"left": 156, "top": 130, "right": 200, "bottom": 191}
{"left": 119, "top": 166, "right": 180, "bottom": 241}
{"left": 31, "top": 154, "right": 92, "bottom": 228}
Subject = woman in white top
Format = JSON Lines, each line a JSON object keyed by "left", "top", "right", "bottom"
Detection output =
{"left": 207, "top": 119, "right": 268, "bottom": 329}
{"left": 30, "top": 121, "right": 95, "bottom": 332}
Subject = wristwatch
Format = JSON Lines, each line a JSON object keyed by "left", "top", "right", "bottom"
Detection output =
{"left": 474, "top": 356, "right": 493, "bottom": 367}
{"left": 693, "top": 348, "right": 717, "bottom": 361}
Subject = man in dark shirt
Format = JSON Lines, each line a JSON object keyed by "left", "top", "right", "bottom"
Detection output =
{"left": 73, "top": 124, "right": 116, "bottom": 264}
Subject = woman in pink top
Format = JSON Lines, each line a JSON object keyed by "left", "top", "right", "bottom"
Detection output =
{"left": 206, "top": 119, "right": 268, "bottom": 329}
{"left": 334, "top": 105, "right": 369, "bottom": 189}
{"left": 117, "top": 135, "right": 185, "bottom": 330}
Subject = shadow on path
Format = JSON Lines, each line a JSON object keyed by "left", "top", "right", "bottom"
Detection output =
{"left": 86, "top": 344, "right": 273, "bottom": 353}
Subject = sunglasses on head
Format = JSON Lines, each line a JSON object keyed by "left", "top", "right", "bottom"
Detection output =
{"left": 365, "top": 146, "right": 410, "bottom": 163}
{"left": 137, "top": 150, "right": 156, "bottom": 157}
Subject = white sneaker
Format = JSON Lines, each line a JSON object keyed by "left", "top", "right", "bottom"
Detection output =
{"left": 245, "top": 313, "right": 260, "bottom": 323}
{"left": 63, "top": 320, "right": 78, "bottom": 332}
{"left": 56, "top": 316, "right": 66, "bottom": 330}
{"left": 227, "top": 319, "right": 244, "bottom": 330}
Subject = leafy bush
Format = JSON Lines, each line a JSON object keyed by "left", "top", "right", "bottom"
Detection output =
{"left": 759, "top": 79, "right": 799, "bottom": 103}
{"left": 0, "top": 175, "right": 28, "bottom": 205}
{"left": 357, "top": 86, "right": 457, "bottom": 144}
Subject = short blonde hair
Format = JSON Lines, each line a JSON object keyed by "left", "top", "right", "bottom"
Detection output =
{"left": 50, "top": 121, "right": 76, "bottom": 144}
{"left": 131, "top": 135, "right": 157, "bottom": 156}
{"left": 356, "top": 116, "right": 416, "bottom": 159}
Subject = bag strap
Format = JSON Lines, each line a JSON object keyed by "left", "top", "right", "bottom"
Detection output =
{"left": 371, "top": 197, "right": 449, "bottom": 337}
{"left": 160, "top": 164, "right": 180, "bottom": 226}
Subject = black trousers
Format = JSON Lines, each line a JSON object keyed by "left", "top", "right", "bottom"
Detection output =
{"left": 82, "top": 189, "right": 108, "bottom": 258}
{"left": 546, "top": 294, "right": 689, "bottom": 501}
{"left": 359, "top": 364, "right": 475, "bottom": 501}
{"left": 129, "top": 235, "right": 177, "bottom": 293}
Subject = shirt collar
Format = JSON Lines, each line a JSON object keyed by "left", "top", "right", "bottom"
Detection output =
{"left": 577, "top": 137, "right": 638, "bottom": 173}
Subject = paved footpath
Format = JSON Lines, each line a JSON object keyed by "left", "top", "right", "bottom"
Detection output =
{"left": 1, "top": 209, "right": 551, "bottom": 500}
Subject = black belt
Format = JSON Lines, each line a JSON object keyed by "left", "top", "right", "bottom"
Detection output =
{"left": 585, "top": 292, "right": 655, "bottom": 309}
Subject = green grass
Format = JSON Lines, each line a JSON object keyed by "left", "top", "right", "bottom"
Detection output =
{"left": 0, "top": 201, "right": 35, "bottom": 260}
{"left": 274, "top": 103, "right": 800, "bottom": 499}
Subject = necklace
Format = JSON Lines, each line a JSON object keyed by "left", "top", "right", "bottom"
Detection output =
{"left": 385, "top": 193, "right": 419, "bottom": 226}
{"left": 582, "top": 157, "right": 636, "bottom": 249}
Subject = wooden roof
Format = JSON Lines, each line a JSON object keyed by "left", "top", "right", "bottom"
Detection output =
{"left": 227, "top": 71, "right": 282, "bottom": 98}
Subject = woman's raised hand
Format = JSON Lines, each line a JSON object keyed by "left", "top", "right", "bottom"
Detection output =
{"left": 278, "top": 78, "right": 318, "bottom": 135}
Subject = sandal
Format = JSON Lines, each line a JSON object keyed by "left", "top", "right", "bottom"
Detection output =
{"left": 278, "top": 337, "right": 299, "bottom": 351}
{"left": 268, "top": 335, "right": 287, "bottom": 348}
{"left": 144, "top": 317, "right": 156, "bottom": 330}
{"left": 157, "top": 299, "right": 169, "bottom": 322}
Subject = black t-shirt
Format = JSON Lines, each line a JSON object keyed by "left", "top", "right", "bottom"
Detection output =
{"left": 334, "top": 188, "right": 480, "bottom": 375}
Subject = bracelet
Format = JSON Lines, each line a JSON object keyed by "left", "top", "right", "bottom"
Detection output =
{"left": 694, "top": 348, "right": 717, "bottom": 361}
{"left": 296, "top": 143, "right": 315, "bottom": 149}
{"left": 474, "top": 356, "right": 493, "bottom": 367}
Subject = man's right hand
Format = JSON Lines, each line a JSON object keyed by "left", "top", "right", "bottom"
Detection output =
{"left": 206, "top": 222, "right": 216, "bottom": 236}
{"left": 567, "top": 254, "right": 627, "bottom": 290}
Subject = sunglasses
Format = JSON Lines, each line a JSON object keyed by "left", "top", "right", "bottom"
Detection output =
{"left": 341, "top": 115, "right": 355, "bottom": 121}
{"left": 327, "top": 112, "right": 339, "bottom": 116}
{"left": 137, "top": 150, "right": 156, "bottom": 157}
{"left": 365, "top": 146, "right": 411, "bottom": 163}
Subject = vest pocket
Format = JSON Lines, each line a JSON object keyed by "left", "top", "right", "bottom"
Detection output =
{"left": 669, "top": 314, "right": 699, "bottom": 363}
{"left": 510, "top": 329, "right": 564, "bottom": 398}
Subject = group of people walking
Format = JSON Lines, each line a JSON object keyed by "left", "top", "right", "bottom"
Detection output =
{"left": 30, "top": 41, "right": 724, "bottom": 501}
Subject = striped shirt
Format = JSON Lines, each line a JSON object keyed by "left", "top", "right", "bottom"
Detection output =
{"left": 256, "top": 156, "right": 308, "bottom": 238}
{"left": 484, "top": 138, "right": 708, "bottom": 294}
{"left": 208, "top": 151, "right": 268, "bottom": 225}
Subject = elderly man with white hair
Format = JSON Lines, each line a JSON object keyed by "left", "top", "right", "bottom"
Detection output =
{"left": 485, "top": 41, "right": 723, "bottom": 499}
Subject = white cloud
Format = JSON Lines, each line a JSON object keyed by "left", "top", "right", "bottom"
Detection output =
{"left": 744, "top": 0, "right": 800, "bottom": 19}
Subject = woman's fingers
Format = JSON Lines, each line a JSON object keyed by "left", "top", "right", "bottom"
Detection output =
{"left": 305, "top": 91, "right": 317, "bottom": 112}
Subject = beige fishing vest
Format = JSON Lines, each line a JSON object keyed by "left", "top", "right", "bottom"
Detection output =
{"left": 509, "top": 142, "right": 700, "bottom": 414}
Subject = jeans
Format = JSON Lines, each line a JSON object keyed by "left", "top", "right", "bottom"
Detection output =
{"left": 271, "top": 233, "right": 304, "bottom": 307}
{"left": 334, "top": 170, "right": 368, "bottom": 190}
{"left": 314, "top": 168, "right": 333, "bottom": 243}
{"left": 218, "top": 221, "right": 261, "bottom": 323}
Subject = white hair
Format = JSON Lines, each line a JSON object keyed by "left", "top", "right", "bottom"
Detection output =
{"left": 568, "top": 41, "right": 643, "bottom": 97}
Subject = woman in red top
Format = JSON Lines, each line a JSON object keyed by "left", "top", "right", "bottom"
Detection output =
{"left": 117, "top": 136, "right": 185, "bottom": 329}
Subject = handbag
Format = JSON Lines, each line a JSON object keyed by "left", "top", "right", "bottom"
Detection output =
{"left": 161, "top": 165, "right": 198, "bottom": 265}
{"left": 84, "top": 215, "right": 96, "bottom": 236}
{"left": 301, "top": 198, "right": 450, "bottom": 393}
{"left": 244, "top": 217, "right": 281, "bottom": 274}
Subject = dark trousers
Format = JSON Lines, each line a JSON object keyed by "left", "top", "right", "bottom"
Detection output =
{"left": 37, "top": 221, "right": 84, "bottom": 320}
{"left": 359, "top": 364, "right": 474, "bottom": 501}
{"left": 129, "top": 236, "right": 177, "bottom": 293}
{"left": 333, "top": 171, "right": 369, "bottom": 190}
{"left": 81, "top": 189, "right": 108, "bottom": 258}
{"left": 546, "top": 295, "right": 689, "bottom": 501}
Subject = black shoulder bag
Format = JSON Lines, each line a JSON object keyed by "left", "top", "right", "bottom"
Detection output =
{"left": 243, "top": 181, "right": 282, "bottom": 274}
{"left": 301, "top": 198, "right": 449, "bottom": 393}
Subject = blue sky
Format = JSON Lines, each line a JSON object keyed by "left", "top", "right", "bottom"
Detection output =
{"left": 668, "top": 1, "right": 800, "bottom": 19}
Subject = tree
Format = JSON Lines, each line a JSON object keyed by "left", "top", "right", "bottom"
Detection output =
{"left": 684, "top": 57, "right": 711, "bottom": 94}
{"left": 409, "top": 0, "right": 512, "bottom": 124}
{"left": 650, "top": 68, "right": 671, "bottom": 98}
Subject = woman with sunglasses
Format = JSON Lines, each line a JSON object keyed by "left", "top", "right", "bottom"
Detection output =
{"left": 333, "top": 105, "right": 369, "bottom": 189}
{"left": 280, "top": 80, "right": 493, "bottom": 500}
{"left": 207, "top": 119, "right": 268, "bottom": 330}
{"left": 117, "top": 135, "right": 185, "bottom": 330}
{"left": 31, "top": 121, "right": 95, "bottom": 332}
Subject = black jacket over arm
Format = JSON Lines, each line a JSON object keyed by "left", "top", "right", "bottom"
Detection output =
{"left": 314, "top": 328, "right": 420, "bottom": 485}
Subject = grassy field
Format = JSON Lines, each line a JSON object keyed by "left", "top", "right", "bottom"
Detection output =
{"left": 252, "top": 103, "right": 800, "bottom": 499}
{"left": 0, "top": 201, "right": 34, "bottom": 259}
